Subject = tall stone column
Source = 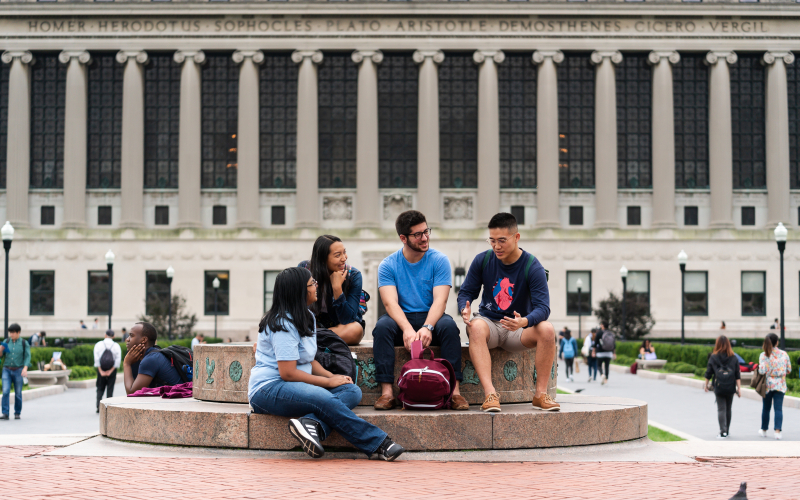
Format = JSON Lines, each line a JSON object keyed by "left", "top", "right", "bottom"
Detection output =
{"left": 59, "top": 50, "right": 91, "bottom": 229}
{"left": 1, "top": 51, "right": 33, "bottom": 228}
{"left": 706, "top": 51, "right": 737, "bottom": 229}
{"left": 413, "top": 50, "right": 445, "bottom": 227}
{"left": 291, "top": 50, "right": 323, "bottom": 228}
{"left": 174, "top": 50, "right": 205, "bottom": 229}
{"left": 117, "top": 51, "right": 148, "bottom": 229}
{"left": 764, "top": 51, "right": 795, "bottom": 228}
{"left": 591, "top": 51, "right": 623, "bottom": 229}
{"left": 474, "top": 50, "right": 504, "bottom": 227}
{"left": 233, "top": 50, "right": 265, "bottom": 229}
{"left": 352, "top": 50, "right": 383, "bottom": 229}
{"left": 532, "top": 50, "right": 564, "bottom": 229}
{"left": 648, "top": 51, "right": 680, "bottom": 229}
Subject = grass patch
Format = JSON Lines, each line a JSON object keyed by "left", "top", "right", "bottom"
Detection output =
{"left": 556, "top": 389, "right": 571, "bottom": 394}
{"left": 648, "top": 425, "right": 685, "bottom": 442}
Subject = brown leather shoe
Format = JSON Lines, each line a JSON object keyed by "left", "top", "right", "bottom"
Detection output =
{"left": 450, "top": 394, "right": 469, "bottom": 411}
{"left": 373, "top": 394, "right": 397, "bottom": 410}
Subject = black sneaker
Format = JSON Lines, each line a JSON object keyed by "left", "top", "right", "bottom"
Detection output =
{"left": 375, "top": 437, "right": 405, "bottom": 462}
{"left": 0, "top": 415, "right": 8, "bottom": 421}
{"left": 288, "top": 418, "right": 325, "bottom": 458}
{"left": 14, "top": 414, "right": 20, "bottom": 420}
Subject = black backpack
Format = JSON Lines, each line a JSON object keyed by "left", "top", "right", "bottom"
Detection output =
{"left": 99, "top": 343, "right": 116, "bottom": 372}
{"left": 315, "top": 328, "right": 356, "bottom": 381}
{"left": 156, "top": 344, "right": 194, "bottom": 383}
{"left": 713, "top": 357, "right": 737, "bottom": 396}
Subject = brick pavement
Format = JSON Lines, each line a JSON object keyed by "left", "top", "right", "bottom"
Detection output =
{"left": 5, "top": 446, "right": 800, "bottom": 499}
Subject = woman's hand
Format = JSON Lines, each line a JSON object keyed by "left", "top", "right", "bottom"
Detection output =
{"left": 704, "top": 379, "right": 709, "bottom": 392}
{"left": 736, "top": 387, "right": 741, "bottom": 398}
{"left": 325, "top": 375, "right": 353, "bottom": 388}
{"left": 330, "top": 268, "right": 348, "bottom": 298}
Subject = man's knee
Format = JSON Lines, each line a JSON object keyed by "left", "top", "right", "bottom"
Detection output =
{"left": 435, "top": 314, "right": 460, "bottom": 339}
{"left": 467, "top": 320, "right": 490, "bottom": 343}
{"left": 372, "top": 315, "right": 398, "bottom": 341}
{"left": 535, "top": 321, "right": 556, "bottom": 344}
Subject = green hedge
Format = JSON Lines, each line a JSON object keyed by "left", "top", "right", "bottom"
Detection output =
{"left": 663, "top": 362, "right": 696, "bottom": 374}
{"left": 69, "top": 365, "right": 98, "bottom": 380}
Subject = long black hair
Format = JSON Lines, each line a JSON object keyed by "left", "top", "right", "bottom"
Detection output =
{"left": 309, "top": 234, "right": 348, "bottom": 315}
{"left": 258, "top": 267, "right": 315, "bottom": 337}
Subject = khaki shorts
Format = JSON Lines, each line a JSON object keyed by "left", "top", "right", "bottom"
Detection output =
{"left": 468, "top": 313, "right": 529, "bottom": 352}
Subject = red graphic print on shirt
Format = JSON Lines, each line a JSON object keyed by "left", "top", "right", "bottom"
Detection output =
{"left": 493, "top": 277, "right": 514, "bottom": 310}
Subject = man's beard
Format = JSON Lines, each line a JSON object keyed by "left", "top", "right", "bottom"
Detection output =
{"left": 408, "top": 239, "right": 428, "bottom": 253}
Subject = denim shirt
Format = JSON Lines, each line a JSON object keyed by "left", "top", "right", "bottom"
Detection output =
{"left": 298, "top": 261, "right": 363, "bottom": 327}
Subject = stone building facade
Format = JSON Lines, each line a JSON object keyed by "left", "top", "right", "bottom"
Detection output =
{"left": 0, "top": 2, "right": 799, "bottom": 339}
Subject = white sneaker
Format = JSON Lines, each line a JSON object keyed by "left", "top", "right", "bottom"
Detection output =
{"left": 587, "top": 377, "right": 592, "bottom": 383}
{"left": 758, "top": 429, "right": 767, "bottom": 438}
{"left": 601, "top": 376, "right": 607, "bottom": 385}
{"left": 775, "top": 431, "right": 782, "bottom": 440}
{"left": 716, "top": 433, "right": 727, "bottom": 439}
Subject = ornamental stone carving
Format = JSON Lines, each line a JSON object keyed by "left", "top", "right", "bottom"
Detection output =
{"left": 322, "top": 196, "right": 353, "bottom": 220}
{"left": 412, "top": 50, "right": 445, "bottom": 65}
{"left": 590, "top": 50, "right": 623, "bottom": 65}
{"left": 116, "top": 50, "right": 149, "bottom": 65}
{"left": 232, "top": 50, "right": 265, "bottom": 65}
{"left": 1, "top": 51, "right": 34, "bottom": 65}
{"left": 173, "top": 50, "right": 206, "bottom": 65}
{"left": 58, "top": 50, "right": 91, "bottom": 65}
{"left": 763, "top": 51, "right": 795, "bottom": 66}
{"left": 383, "top": 194, "right": 412, "bottom": 221}
{"left": 647, "top": 51, "right": 680, "bottom": 66}
{"left": 291, "top": 50, "right": 324, "bottom": 65}
{"left": 532, "top": 50, "right": 564, "bottom": 65}
{"left": 705, "top": 51, "right": 737, "bottom": 66}
{"left": 473, "top": 50, "right": 505, "bottom": 65}
{"left": 351, "top": 50, "right": 383, "bottom": 65}
{"left": 443, "top": 196, "right": 474, "bottom": 220}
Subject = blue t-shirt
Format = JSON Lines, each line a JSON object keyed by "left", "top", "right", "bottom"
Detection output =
{"left": 378, "top": 248, "right": 452, "bottom": 313}
{"left": 131, "top": 347, "right": 183, "bottom": 388}
{"left": 248, "top": 314, "right": 317, "bottom": 400}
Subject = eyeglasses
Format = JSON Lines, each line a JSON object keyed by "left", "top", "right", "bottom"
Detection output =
{"left": 307, "top": 279, "right": 318, "bottom": 288}
{"left": 405, "top": 228, "right": 432, "bottom": 240}
{"left": 486, "top": 237, "right": 513, "bottom": 246}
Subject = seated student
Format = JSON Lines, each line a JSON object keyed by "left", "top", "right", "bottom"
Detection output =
{"left": 639, "top": 340, "right": 657, "bottom": 360}
{"left": 122, "top": 322, "right": 183, "bottom": 395}
{"left": 372, "top": 210, "right": 466, "bottom": 411}
{"left": 249, "top": 267, "right": 405, "bottom": 461}
{"left": 458, "top": 212, "right": 559, "bottom": 412}
{"left": 299, "top": 235, "right": 365, "bottom": 345}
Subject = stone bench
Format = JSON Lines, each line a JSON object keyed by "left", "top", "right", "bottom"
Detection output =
{"left": 635, "top": 359, "right": 667, "bottom": 370}
{"left": 26, "top": 369, "right": 71, "bottom": 388}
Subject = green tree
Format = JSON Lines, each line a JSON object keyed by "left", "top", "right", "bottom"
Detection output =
{"left": 138, "top": 293, "right": 198, "bottom": 340}
{"left": 593, "top": 292, "right": 655, "bottom": 339}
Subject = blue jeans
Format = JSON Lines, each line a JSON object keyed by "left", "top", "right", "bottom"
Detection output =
{"left": 587, "top": 358, "right": 598, "bottom": 380}
{"left": 250, "top": 381, "right": 387, "bottom": 455}
{"left": 761, "top": 390, "right": 785, "bottom": 431}
{"left": 2, "top": 367, "right": 24, "bottom": 416}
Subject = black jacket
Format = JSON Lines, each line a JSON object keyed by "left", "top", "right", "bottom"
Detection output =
{"left": 705, "top": 353, "right": 741, "bottom": 394}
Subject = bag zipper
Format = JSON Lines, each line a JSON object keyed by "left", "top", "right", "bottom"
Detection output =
{"left": 399, "top": 367, "right": 450, "bottom": 388}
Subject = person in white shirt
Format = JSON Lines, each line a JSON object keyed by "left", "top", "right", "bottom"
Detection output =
{"left": 191, "top": 333, "right": 205, "bottom": 350}
{"left": 93, "top": 330, "right": 122, "bottom": 413}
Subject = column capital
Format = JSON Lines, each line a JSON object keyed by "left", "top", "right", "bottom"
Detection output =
{"left": 705, "top": 51, "right": 737, "bottom": 66}
{"left": 291, "top": 50, "right": 323, "bottom": 65}
{"left": 115, "top": 50, "right": 148, "bottom": 65}
{"left": 351, "top": 50, "right": 383, "bottom": 65}
{"left": 648, "top": 51, "right": 680, "bottom": 65}
{"left": 532, "top": 50, "right": 564, "bottom": 65}
{"left": 173, "top": 50, "right": 205, "bottom": 65}
{"left": 58, "top": 50, "right": 91, "bottom": 65}
{"left": 233, "top": 50, "right": 265, "bottom": 65}
{"left": 590, "top": 51, "right": 622, "bottom": 65}
{"left": 1, "top": 51, "right": 33, "bottom": 65}
{"left": 412, "top": 50, "right": 445, "bottom": 65}
{"left": 763, "top": 51, "right": 795, "bottom": 66}
{"left": 473, "top": 50, "right": 505, "bottom": 65}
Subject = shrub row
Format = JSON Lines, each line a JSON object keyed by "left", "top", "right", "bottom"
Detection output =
{"left": 69, "top": 365, "right": 98, "bottom": 380}
{"left": 663, "top": 362, "right": 696, "bottom": 374}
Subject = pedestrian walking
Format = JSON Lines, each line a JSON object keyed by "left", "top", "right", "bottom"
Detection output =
{"left": 704, "top": 335, "right": 741, "bottom": 439}
{"left": 1, "top": 324, "right": 30, "bottom": 420}
{"left": 758, "top": 333, "right": 792, "bottom": 440}
{"left": 594, "top": 321, "right": 616, "bottom": 385}
{"left": 559, "top": 329, "right": 577, "bottom": 382}
{"left": 584, "top": 329, "right": 598, "bottom": 382}
{"left": 93, "top": 329, "right": 121, "bottom": 413}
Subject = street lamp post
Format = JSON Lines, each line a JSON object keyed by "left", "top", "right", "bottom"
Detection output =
{"left": 576, "top": 278, "right": 583, "bottom": 340}
{"left": 775, "top": 222, "right": 788, "bottom": 350}
{"left": 678, "top": 250, "right": 687, "bottom": 345}
{"left": 212, "top": 277, "right": 220, "bottom": 339}
{"left": 166, "top": 266, "right": 174, "bottom": 339}
{"left": 1, "top": 222, "right": 13, "bottom": 339}
{"left": 105, "top": 250, "right": 115, "bottom": 331}
{"left": 620, "top": 266, "right": 628, "bottom": 339}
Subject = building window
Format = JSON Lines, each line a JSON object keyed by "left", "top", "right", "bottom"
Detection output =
{"left": 616, "top": 54, "right": 651, "bottom": 188}
{"left": 271, "top": 205, "right": 286, "bottom": 225}
{"left": 499, "top": 53, "right": 536, "bottom": 189}
{"left": 683, "top": 271, "right": 708, "bottom": 316}
{"left": 212, "top": 205, "right": 227, "bottom": 225}
{"left": 87, "top": 270, "right": 110, "bottom": 316}
{"left": 145, "top": 271, "right": 171, "bottom": 315}
{"left": 31, "top": 54, "right": 66, "bottom": 189}
{"left": 684, "top": 206, "right": 698, "bottom": 226}
{"left": 205, "top": 271, "right": 229, "bottom": 315}
{"left": 30, "top": 271, "right": 55, "bottom": 315}
{"left": 731, "top": 54, "right": 766, "bottom": 189}
{"left": 87, "top": 54, "right": 123, "bottom": 189}
{"left": 0, "top": 62, "right": 8, "bottom": 189}
{"left": 154, "top": 205, "right": 169, "bottom": 225}
{"left": 378, "top": 53, "right": 418, "bottom": 188}
{"left": 567, "top": 271, "right": 591, "bottom": 315}
{"left": 558, "top": 53, "right": 594, "bottom": 188}
{"left": 439, "top": 53, "right": 478, "bottom": 189}
{"left": 673, "top": 54, "right": 709, "bottom": 189}
{"left": 626, "top": 270, "right": 650, "bottom": 313}
{"left": 510, "top": 205, "right": 525, "bottom": 225}
{"left": 569, "top": 206, "right": 583, "bottom": 226}
{"left": 788, "top": 56, "right": 800, "bottom": 189}
{"left": 97, "top": 206, "right": 112, "bottom": 225}
{"left": 627, "top": 206, "right": 641, "bottom": 226}
{"left": 40, "top": 206, "right": 55, "bottom": 225}
{"left": 264, "top": 270, "right": 280, "bottom": 313}
{"left": 318, "top": 54, "right": 357, "bottom": 189}
{"left": 144, "top": 54, "right": 180, "bottom": 189}
{"left": 742, "top": 271, "right": 766, "bottom": 315}
{"left": 741, "top": 206, "right": 756, "bottom": 226}
{"left": 201, "top": 53, "right": 238, "bottom": 189}
{"left": 260, "top": 53, "right": 297, "bottom": 189}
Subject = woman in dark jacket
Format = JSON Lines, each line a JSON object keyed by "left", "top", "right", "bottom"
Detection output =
{"left": 299, "top": 235, "right": 364, "bottom": 345}
{"left": 704, "top": 335, "right": 741, "bottom": 439}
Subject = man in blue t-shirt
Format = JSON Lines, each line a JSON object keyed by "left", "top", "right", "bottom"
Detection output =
{"left": 123, "top": 322, "right": 183, "bottom": 395}
{"left": 372, "top": 210, "right": 466, "bottom": 411}
{"left": 457, "top": 212, "right": 559, "bottom": 413}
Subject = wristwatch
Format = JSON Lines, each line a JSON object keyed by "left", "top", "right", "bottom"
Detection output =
{"left": 423, "top": 324, "right": 434, "bottom": 332}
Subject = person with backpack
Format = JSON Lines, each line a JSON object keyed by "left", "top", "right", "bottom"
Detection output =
{"left": 123, "top": 322, "right": 184, "bottom": 394}
{"left": 249, "top": 267, "right": 405, "bottom": 461}
{"left": 584, "top": 329, "right": 598, "bottom": 382}
{"left": 457, "top": 212, "right": 559, "bottom": 412}
{"left": 1, "top": 323, "right": 30, "bottom": 420}
{"left": 704, "top": 335, "right": 741, "bottom": 439}
{"left": 559, "top": 329, "right": 578, "bottom": 383}
{"left": 594, "top": 321, "right": 616, "bottom": 385}
{"left": 93, "top": 329, "right": 122, "bottom": 413}
{"left": 759, "top": 333, "right": 792, "bottom": 440}
{"left": 299, "top": 234, "right": 366, "bottom": 346}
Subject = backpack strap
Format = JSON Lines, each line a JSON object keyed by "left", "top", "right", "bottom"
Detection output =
{"left": 481, "top": 249, "right": 493, "bottom": 271}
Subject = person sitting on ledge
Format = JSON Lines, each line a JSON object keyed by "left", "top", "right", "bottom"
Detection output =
{"left": 372, "top": 210, "right": 467, "bottom": 411}
{"left": 299, "top": 235, "right": 365, "bottom": 345}
{"left": 457, "top": 212, "right": 559, "bottom": 413}
{"left": 639, "top": 340, "right": 657, "bottom": 360}
{"left": 249, "top": 267, "right": 405, "bottom": 461}
{"left": 123, "top": 322, "right": 183, "bottom": 395}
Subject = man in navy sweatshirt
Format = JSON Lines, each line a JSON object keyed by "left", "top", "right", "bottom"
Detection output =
{"left": 457, "top": 212, "right": 559, "bottom": 413}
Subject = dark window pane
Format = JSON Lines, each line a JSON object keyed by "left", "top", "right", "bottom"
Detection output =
{"left": 499, "top": 53, "right": 536, "bottom": 188}
{"left": 566, "top": 271, "right": 591, "bottom": 315}
{"left": 87, "top": 54, "right": 123, "bottom": 189}
{"left": 202, "top": 54, "right": 238, "bottom": 188}
{"left": 212, "top": 205, "right": 227, "bottom": 225}
{"left": 40, "top": 206, "right": 55, "bottom": 225}
{"left": 616, "top": 54, "right": 651, "bottom": 189}
{"left": 674, "top": 54, "right": 709, "bottom": 189}
{"left": 683, "top": 271, "right": 708, "bottom": 316}
{"left": 205, "top": 270, "right": 229, "bottom": 315}
{"left": 790, "top": 59, "right": 800, "bottom": 189}
{"left": 88, "top": 270, "right": 110, "bottom": 315}
{"left": 439, "top": 53, "right": 478, "bottom": 188}
{"left": 145, "top": 271, "right": 170, "bottom": 315}
{"left": 569, "top": 206, "right": 583, "bottom": 225}
{"left": 731, "top": 54, "right": 766, "bottom": 189}
{"left": 558, "top": 53, "right": 594, "bottom": 188}
{"left": 0, "top": 62, "right": 8, "bottom": 189}
{"left": 741, "top": 271, "right": 765, "bottom": 316}
{"left": 260, "top": 53, "right": 297, "bottom": 189}
{"left": 30, "top": 53, "right": 66, "bottom": 189}
{"left": 271, "top": 205, "right": 286, "bottom": 225}
{"left": 510, "top": 205, "right": 525, "bottom": 225}
{"left": 626, "top": 270, "right": 650, "bottom": 314}
{"left": 627, "top": 206, "right": 641, "bottom": 226}
{"left": 154, "top": 205, "right": 169, "bottom": 225}
{"left": 684, "top": 206, "right": 698, "bottom": 226}
{"left": 741, "top": 206, "right": 756, "bottom": 225}
{"left": 378, "top": 53, "right": 417, "bottom": 188}
{"left": 97, "top": 205, "right": 112, "bottom": 225}
{"left": 30, "top": 271, "right": 55, "bottom": 315}
{"left": 144, "top": 54, "right": 181, "bottom": 189}
{"left": 318, "top": 54, "right": 357, "bottom": 189}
